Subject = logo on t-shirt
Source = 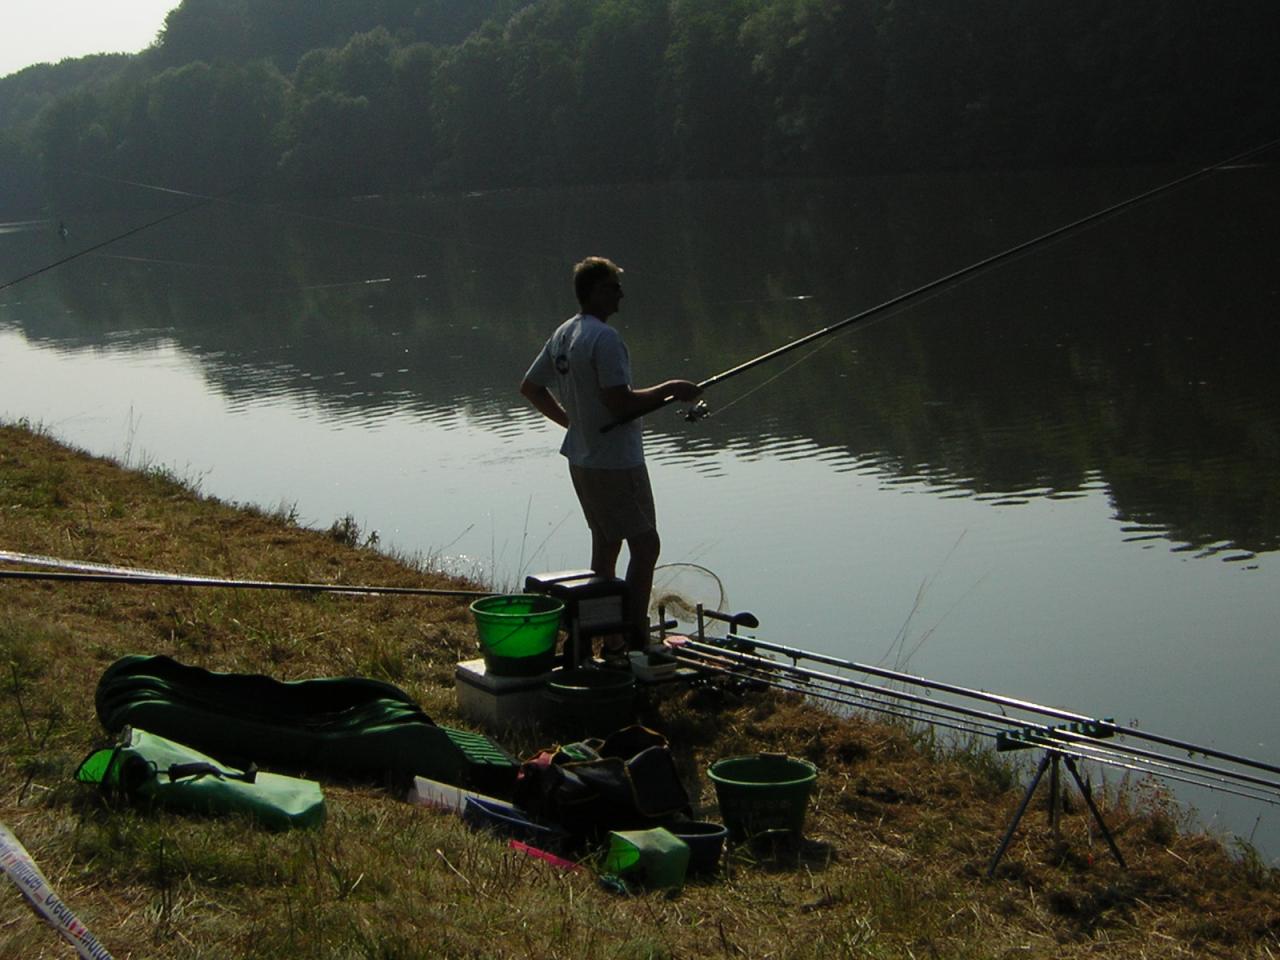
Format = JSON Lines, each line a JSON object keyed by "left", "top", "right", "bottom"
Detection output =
{"left": 554, "top": 353, "right": 570, "bottom": 374}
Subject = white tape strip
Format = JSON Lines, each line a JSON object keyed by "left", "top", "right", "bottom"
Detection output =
{"left": 0, "top": 823, "right": 114, "bottom": 960}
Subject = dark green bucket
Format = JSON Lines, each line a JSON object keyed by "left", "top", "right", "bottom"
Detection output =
{"left": 707, "top": 754, "right": 818, "bottom": 842}
{"left": 542, "top": 667, "right": 636, "bottom": 736}
{"left": 470, "top": 594, "right": 563, "bottom": 677}
{"left": 668, "top": 820, "right": 729, "bottom": 875}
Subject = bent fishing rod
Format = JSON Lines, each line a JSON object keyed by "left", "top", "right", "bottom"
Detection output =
{"left": 604, "top": 136, "right": 1280, "bottom": 433}
{"left": 0, "top": 549, "right": 489, "bottom": 599}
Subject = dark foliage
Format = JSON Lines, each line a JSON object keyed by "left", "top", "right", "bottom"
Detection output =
{"left": 1, "top": 0, "right": 1277, "bottom": 205}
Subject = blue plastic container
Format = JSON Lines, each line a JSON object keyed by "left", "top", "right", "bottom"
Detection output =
{"left": 462, "top": 796, "right": 569, "bottom": 850}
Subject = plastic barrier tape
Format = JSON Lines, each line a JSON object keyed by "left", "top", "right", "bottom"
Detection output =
{"left": 0, "top": 823, "right": 114, "bottom": 960}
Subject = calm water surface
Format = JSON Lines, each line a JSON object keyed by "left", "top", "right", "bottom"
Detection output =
{"left": 3, "top": 167, "right": 1278, "bottom": 857}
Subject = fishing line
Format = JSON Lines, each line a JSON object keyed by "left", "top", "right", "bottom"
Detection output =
{"left": 67, "top": 168, "right": 215, "bottom": 199}
{"left": 63, "top": 167, "right": 568, "bottom": 273}
{"left": 90, "top": 252, "right": 293, "bottom": 277}
{"left": 0, "top": 180, "right": 252, "bottom": 293}
{"left": 710, "top": 337, "right": 840, "bottom": 420}
{"left": 283, "top": 274, "right": 422, "bottom": 293}
{"left": 710, "top": 277, "right": 973, "bottom": 422}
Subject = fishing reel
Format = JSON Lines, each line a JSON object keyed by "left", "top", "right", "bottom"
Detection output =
{"left": 681, "top": 400, "right": 711, "bottom": 423}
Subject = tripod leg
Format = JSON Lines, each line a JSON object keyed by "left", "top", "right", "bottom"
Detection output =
{"left": 988, "top": 752, "right": 1053, "bottom": 878}
{"left": 1048, "top": 753, "right": 1061, "bottom": 837}
{"left": 1063, "top": 756, "right": 1126, "bottom": 869}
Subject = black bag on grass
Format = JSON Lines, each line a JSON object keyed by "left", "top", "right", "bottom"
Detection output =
{"left": 512, "top": 726, "right": 691, "bottom": 839}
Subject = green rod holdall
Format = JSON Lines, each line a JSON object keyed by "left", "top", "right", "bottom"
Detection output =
{"left": 75, "top": 727, "right": 325, "bottom": 831}
{"left": 94, "top": 654, "right": 516, "bottom": 796}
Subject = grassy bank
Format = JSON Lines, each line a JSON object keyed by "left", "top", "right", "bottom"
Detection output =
{"left": 1, "top": 421, "right": 1277, "bottom": 959}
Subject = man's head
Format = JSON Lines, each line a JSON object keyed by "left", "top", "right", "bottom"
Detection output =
{"left": 574, "top": 256, "right": 624, "bottom": 319}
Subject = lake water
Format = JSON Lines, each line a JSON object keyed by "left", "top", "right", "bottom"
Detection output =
{"left": 2, "top": 165, "right": 1278, "bottom": 859}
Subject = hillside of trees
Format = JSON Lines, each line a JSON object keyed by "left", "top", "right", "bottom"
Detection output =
{"left": 2, "top": 0, "right": 1277, "bottom": 208}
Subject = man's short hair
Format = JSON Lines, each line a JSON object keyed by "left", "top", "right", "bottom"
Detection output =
{"left": 573, "top": 256, "right": 622, "bottom": 307}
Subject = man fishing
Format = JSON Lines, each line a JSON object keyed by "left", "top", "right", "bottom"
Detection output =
{"left": 520, "top": 256, "right": 702, "bottom": 654}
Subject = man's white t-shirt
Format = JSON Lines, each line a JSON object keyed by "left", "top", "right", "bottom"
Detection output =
{"left": 524, "top": 313, "right": 644, "bottom": 469}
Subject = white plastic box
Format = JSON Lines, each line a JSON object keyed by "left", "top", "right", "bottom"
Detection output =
{"left": 455, "top": 658, "right": 549, "bottom": 730}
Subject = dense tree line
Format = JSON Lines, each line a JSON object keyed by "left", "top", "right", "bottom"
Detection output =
{"left": 1, "top": 0, "right": 1276, "bottom": 207}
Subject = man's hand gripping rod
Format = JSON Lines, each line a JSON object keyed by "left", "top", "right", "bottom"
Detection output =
{"left": 601, "top": 385, "right": 713, "bottom": 433}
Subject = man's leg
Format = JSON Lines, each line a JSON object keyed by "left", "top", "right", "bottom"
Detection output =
{"left": 623, "top": 527, "right": 660, "bottom": 649}
{"left": 590, "top": 529, "right": 623, "bottom": 579}
{"left": 589, "top": 529, "right": 629, "bottom": 657}
{"left": 572, "top": 463, "right": 657, "bottom": 652}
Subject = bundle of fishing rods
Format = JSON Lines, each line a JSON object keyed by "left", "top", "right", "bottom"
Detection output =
{"left": 665, "top": 605, "right": 1280, "bottom": 810}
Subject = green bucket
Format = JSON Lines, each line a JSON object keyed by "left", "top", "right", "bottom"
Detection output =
{"left": 543, "top": 667, "right": 636, "bottom": 737}
{"left": 470, "top": 594, "right": 563, "bottom": 677}
{"left": 707, "top": 754, "right": 818, "bottom": 842}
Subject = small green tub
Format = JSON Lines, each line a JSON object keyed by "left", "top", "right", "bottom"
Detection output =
{"left": 707, "top": 753, "right": 818, "bottom": 842}
{"left": 470, "top": 594, "right": 563, "bottom": 677}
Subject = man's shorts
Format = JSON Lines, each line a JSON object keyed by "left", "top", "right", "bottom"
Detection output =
{"left": 569, "top": 464, "right": 657, "bottom": 543}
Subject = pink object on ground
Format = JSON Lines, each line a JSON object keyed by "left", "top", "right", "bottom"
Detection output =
{"left": 509, "top": 839, "right": 581, "bottom": 872}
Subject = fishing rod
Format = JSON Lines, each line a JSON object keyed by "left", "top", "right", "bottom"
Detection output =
{"left": 0, "top": 550, "right": 488, "bottom": 599}
{"left": 679, "top": 644, "right": 1002, "bottom": 737}
{"left": 605, "top": 136, "right": 1280, "bottom": 432}
{"left": 0, "top": 569, "right": 489, "bottom": 598}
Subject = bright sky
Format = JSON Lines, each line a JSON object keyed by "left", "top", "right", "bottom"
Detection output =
{"left": 1, "top": 1, "right": 178, "bottom": 79}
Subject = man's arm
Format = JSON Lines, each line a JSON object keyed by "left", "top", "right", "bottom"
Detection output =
{"left": 600, "top": 380, "right": 702, "bottom": 420}
{"left": 520, "top": 378, "right": 570, "bottom": 428}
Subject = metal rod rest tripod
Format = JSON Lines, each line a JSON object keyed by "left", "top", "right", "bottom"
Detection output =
{"left": 987, "top": 749, "right": 1127, "bottom": 878}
